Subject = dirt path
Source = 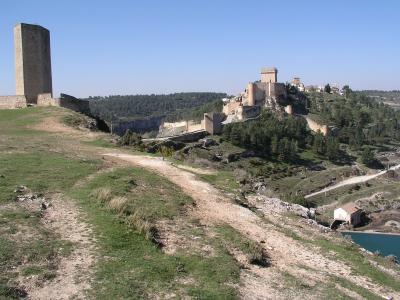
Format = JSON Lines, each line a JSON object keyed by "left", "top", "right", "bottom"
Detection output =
{"left": 20, "top": 195, "right": 97, "bottom": 300}
{"left": 306, "top": 164, "right": 400, "bottom": 199}
{"left": 104, "top": 153, "right": 399, "bottom": 300}
{"left": 31, "top": 115, "right": 106, "bottom": 140}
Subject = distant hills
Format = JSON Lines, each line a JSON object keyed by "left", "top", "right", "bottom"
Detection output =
{"left": 83, "top": 92, "right": 226, "bottom": 123}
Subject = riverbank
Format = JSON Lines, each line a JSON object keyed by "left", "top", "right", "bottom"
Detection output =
{"left": 341, "top": 231, "right": 400, "bottom": 258}
{"left": 340, "top": 230, "right": 400, "bottom": 236}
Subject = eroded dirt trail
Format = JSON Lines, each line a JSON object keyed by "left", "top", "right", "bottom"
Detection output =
{"left": 105, "top": 153, "right": 399, "bottom": 300}
{"left": 20, "top": 195, "right": 97, "bottom": 300}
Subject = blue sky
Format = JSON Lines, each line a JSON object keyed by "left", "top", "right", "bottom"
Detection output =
{"left": 0, "top": 0, "right": 399, "bottom": 97}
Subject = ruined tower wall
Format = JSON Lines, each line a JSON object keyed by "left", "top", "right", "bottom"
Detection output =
{"left": 247, "top": 83, "right": 255, "bottom": 106}
{"left": 14, "top": 23, "right": 52, "bottom": 103}
{"left": 0, "top": 96, "right": 27, "bottom": 109}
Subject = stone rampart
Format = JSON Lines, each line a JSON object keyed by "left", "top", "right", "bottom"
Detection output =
{"left": 55, "top": 94, "right": 91, "bottom": 115}
{"left": 37, "top": 93, "right": 55, "bottom": 106}
{"left": 0, "top": 95, "right": 27, "bottom": 109}
{"left": 204, "top": 112, "right": 225, "bottom": 135}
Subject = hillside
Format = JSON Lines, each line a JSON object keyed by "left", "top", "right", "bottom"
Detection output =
{"left": 1, "top": 107, "right": 400, "bottom": 299}
{"left": 85, "top": 92, "right": 226, "bottom": 123}
{"left": 360, "top": 90, "right": 400, "bottom": 110}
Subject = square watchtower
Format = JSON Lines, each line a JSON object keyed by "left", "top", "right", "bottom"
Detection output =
{"left": 260, "top": 67, "right": 277, "bottom": 83}
{"left": 14, "top": 23, "right": 52, "bottom": 103}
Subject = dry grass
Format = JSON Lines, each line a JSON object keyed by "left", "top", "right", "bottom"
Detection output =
{"left": 107, "top": 196, "right": 128, "bottom": 212}
{"left": 90, "top": 187, "right": 112, "bottom": 203}
{"left": 125, "top": 211, "right": 159, "bottom": 242}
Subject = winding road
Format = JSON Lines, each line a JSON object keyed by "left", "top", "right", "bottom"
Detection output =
{"left": 305, "top": 163, "right": 400, "bottom": 199}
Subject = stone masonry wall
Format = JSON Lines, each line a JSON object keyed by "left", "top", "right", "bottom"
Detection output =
{"left": 0, "top": 95, "right": 27, "bottom": 109}
{"left": 37, "top": 93, "right": 55, "bottom": 106}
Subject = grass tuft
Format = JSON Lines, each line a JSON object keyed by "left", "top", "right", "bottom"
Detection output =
{"left": 107, "top": 196, "right": 128, "bottom": 212}
{"left": 91, "top": 187, "right": 112, "bottom": 203}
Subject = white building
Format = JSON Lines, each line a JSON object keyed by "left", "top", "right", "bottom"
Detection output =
{"left": 334, "top": 202, "right": 363, "bottom": 227}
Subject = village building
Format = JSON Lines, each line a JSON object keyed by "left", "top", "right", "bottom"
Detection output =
{"left": 333, "top": 202, "right": 364, "bottom": 227}
{"left": 291, "top": 77, "right": 305, "bottom": 92}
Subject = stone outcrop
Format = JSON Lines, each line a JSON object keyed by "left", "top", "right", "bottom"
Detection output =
{"left": 304, "top": 116, "right": 329, "bottom": 136}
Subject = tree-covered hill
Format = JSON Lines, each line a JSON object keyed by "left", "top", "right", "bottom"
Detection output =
{"left": 307, "top": 89, "right": 400, "bottom": 146}
{"left": 84, "top": 92, "right": 226, "bottom": 122}
{"left": 359, "top": 90, "right": 400, "bottom": 110}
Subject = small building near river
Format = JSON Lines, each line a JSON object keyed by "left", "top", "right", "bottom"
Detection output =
{"left": 333, "top": 202, "right": 363, "bottom": 227}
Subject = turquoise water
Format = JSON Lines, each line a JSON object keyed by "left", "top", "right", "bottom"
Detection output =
{"left": 343, "top": 232, "right": 400, "bottom": 258}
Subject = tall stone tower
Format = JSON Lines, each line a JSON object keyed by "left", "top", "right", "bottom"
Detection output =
{"left": 260, "top": 67, "right": 277, "bottom": 83}
{"left": 14, "top": 23, "right": 52, "bottom": 103}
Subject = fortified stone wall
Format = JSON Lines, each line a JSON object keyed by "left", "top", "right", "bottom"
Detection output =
{"left": 37, "top": 93, "right": 55, "bottom": 106}
{"left": 204, "top": 112, "right": 225, "bottom": 135}
{"left": 187, "top": 120, "right": 203, "bottom": 132}
{"left": 237, "top": 106, "right": 261, "bottom": 120}
{"left": 158, "top": 119, "right": 205, "bottom": 137}
{"left": 0, "top": 95, "right": 27, "bottom": 109}
{"left": 169, "top": 130, "right": 207, "bottom": 142}
{"left": 55, "top": 94, "right": 91, "bottom": 115}
{"left": 223, "top": 101, "right": 241, "bottom": 115}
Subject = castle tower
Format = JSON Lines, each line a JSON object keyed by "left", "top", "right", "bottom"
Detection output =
{"left": 247, "top": 82, "right": 255, "bottom": 106}
{"left": 14, "top": 23, "right": 52, "bottom": 103}
{"left": 261, "top": 67, "right": 277, "bottom": 83}
{"left": 261, "top": 68, "right": 278, "bottom": 83}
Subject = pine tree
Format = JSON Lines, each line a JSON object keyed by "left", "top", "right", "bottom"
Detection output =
{"left": 326, "top": 137, "right": 340, "bottom": 161}
{"left": 361, "top": 147, "right": 375, "bottom": 166}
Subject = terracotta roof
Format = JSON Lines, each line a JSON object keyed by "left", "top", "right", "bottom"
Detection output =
{"left": 340, "top": 202, "right": 361, "bottom": 214}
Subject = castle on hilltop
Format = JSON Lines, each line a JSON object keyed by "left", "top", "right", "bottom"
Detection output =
{"left": 222, "top": 67, "right": 290, "bottom": 122}
{"left": 0, "top": 23, "right": 329, "bottom": 138}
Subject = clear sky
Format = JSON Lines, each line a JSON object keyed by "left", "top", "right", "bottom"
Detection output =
{"left": 0, "top": 0, "right": 399, "bottom": 97}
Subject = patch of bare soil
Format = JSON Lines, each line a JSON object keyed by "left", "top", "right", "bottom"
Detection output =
{"left": 18, "top": 194, "right": 97, "bottom": 300}
{"left": 104, "top": 153, "right": 400, "bottom": 300}
{"left": 31, "top": 116, "right": 103, "bottom": 140}
{"left": 360, "top": 210, "right": 400, "bottom": 233}
{"left": 156, "top": 218, "right": 216, "bottom": 257}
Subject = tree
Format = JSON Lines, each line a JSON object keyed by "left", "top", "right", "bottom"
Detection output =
{"left": 342, "top": 85, "right": 352, "bottom": 98}
{"left": 361, "top": 147, "right": 375, "bottom": 166}
{"left": 271, "top": 136, "right": 278, "bottom": 155}
{"left": 326, "top": 137, "right": 340, "bottom": 161}
{"left": 312, "top": 132, "right": 326, "bottom": 155}
{"left": 324, "top": 84, "right": 331, "bottom": 94}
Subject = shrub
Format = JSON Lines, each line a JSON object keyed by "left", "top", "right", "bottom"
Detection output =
{"left": 118, "top": 129, "right": 143, "bottom": 147}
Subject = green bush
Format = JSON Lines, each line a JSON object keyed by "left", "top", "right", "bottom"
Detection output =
{"left": 118, "top": 130, "right": 143, "bottom": 148}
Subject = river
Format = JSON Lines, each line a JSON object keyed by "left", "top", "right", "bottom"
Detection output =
{"left": 342, "top": 231, "right": 400, "bottom": 258}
